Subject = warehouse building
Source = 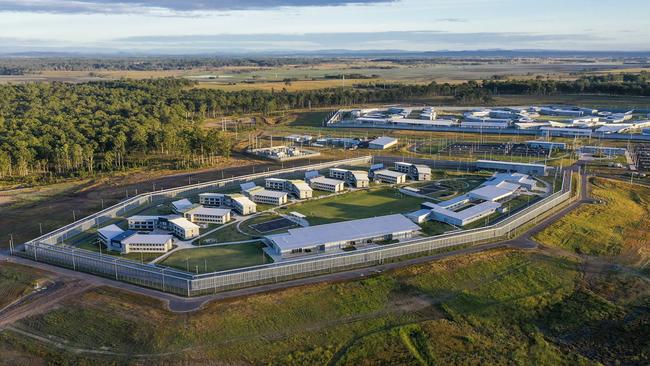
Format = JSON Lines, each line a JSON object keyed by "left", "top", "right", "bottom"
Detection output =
{"left": 373, "top": 169, "right": 407, "bottom": 184}
{"left": 266, "top": 214, "right": 421, "bottom": 258}
{"left": 329, "top": 168, "right": 370, "bottom": 188}
{"left": 309, "top": 176, "right": 346, "bottom": 192}
{"left": 476, "top": 160, "right": 549, "bottom": 176}
{"left": 98, "top": 224, "right": 174, "bottom": 254}
{"left": 198, "top": 192, "right": 257, "bottom": 215}
{"left": 183, "top": 206, "right": 231, "bottom": 225}
{"left": 368, "top": 136, "right": 398, "bottom": 150}
{"left": 394, "top": 162, "right": 432, "bottom": 181}
{"left": 265, "top": 178, "right": 313, "bottom": 199}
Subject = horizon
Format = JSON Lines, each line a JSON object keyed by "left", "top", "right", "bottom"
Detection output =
{"left": 1, "top": 0, "right": 649, "bottom": 53}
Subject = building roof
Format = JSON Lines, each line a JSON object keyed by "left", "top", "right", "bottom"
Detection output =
{"left": 199, "top": 192, "right": 225, "bottom": 198}
{"left": 251, "top": 189, "right": 288, "bottom": 199}
{"left": 240, "top": 182, "right": 257, "bottom": 191}
{"left": 310, "top": 176, "right": 345, "bottom": 186}
{"left": 267, "top": 214, "right": 420, "bottom": 251}
{"left": 266, "top": 178, "right": 286, "bottom": 183}
{"left": 369, "top": 136, "right": 398, "bottom": 146}
{"left": 186, "top": 206, "right": 231, "bottom": 217}
{"left": 290, "top": 180, "right": 313, "bottom": 191}
{"left": 230, "top": 195, "right": 256, "bottom": 206}
{"left": 168, "top": 217, "right": 200, "bottom": 230}
{"left": 97, "top": 224, "right": 124, "bottom": 240}
{"left": 128, "top": 215, "right": 159, "bottom": 221}
{"left": 477, "top": 160, "right": 547, "bottom": 169}
{"left": 374, "top": 169, "right": 407, "bottom": 178}
{"left": 172, "top": 199, "right": 194, "bottom": 212}
{"left": 486, "top": 172, "right": 537, "bottom": 189}
{"left": 290, "top": 211, "right": 306, "bottom": 218}
{"left": 414, "top": 164, "right": 432, "bottom": 174}
{"left": 430, "top": 201, "right": 501, "bottom": 223}
{"left": 350, "top": 171, "right": 369, "bottom": 180}
{"left": 468, "top": 185, "right": 517, "bottom": 202}
{"left": 406, "top": 209, "right": 432, "bottom": 219}
{"left": 121, "top": 233, "right": 173, "bottom": 245}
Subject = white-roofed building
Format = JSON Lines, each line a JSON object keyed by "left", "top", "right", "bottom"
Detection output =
{"left": 97, "top": 224, "right": 124, "bottom": 247}
{"left": 184, "top": 206, "right": 231, "bottom": 224}
{"left": 476, "top": 160, "right": 549, "bottom": 176}
{"left": 468, "top": 185, "right": 518, "bottom": 202}
{"left": 309, "top": 176, "right": 346, "bottom": 192}
{"left": 329, "top": 168, "right": 370, "bottom": 188}
{"left": 199, "top": 193, "right": 225, "bottom": 206}
{"left": 163, "top": 216, "right": 200, "bottom": 240}
{"left": 394, "top": 162, "right": 432, "bottom": 181}
{"left": 266, "top": 214, "right": 420, "bottom": 258}
{"left": 127, "top": 215, "right": 159, "bottom": 231}
{"left": 228, "top": 194, "right": 257, "bottom": 215}
{"left": 428, "top": 201, "right": 502, "bottom": 226}
{"left": 368, "top": 136, "right": 398, "bottom": 150}
{"left": 373, "top": 169, "right": 407, "bottom": 184}
{"left": 118, "top": 233, "right": 173, "bottom": 254}
{"left": 246, "top": 187, "right": 289, "bottom": 205}
{"left": 406, "top": 209, "right": 432, "bottom": 224}
{"left": 485, "top": 172, "right": 538, "bottom": 191}
{"left": 171, "top": 198, "right": 195, "bottom": 214}
{"left": 265, "top": 178, "right": 313, "bottom": 199}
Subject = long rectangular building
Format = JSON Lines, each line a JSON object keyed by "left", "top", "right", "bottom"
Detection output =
{"left": 309, "top": 176, "right": 345, "bottom": 192}
{"left": 266, "top": 214, "right": 421, "bottom": 258}
{"left": 476, "top": 160, "right": 549, "bottom": 176}
{"left": 373, "top": 169, "right": 407, "bottom": 184}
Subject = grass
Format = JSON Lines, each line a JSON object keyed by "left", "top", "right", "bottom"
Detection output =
{"left": 535, "top": 177, "right": 650, "bottom": 265}
{"left": 9, "top": 248, "right": 647, "bottom": 365}
{"left": 288, "top": 111, "right": 332, "bottom": 127}
{"left": 160, "top": 242, "right": 270, "bottom": 274}
{"left": 290, "top": 187, "right": 426, "bottom": 225}
{"left": 0, "top": 263, "right": 46, "bottom": 309}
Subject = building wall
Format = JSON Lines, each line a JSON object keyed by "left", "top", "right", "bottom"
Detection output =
{"left": 128, "top": 218, "right": 157, "bottom": 231}
{"left": 251, "top": 193, "right": 287, "bottom": 205}
{"left": 123, "top": 240, "right": 173, "bottom": 254}
{"left": 311, "top": 181, "right": 344, "bottom": 192}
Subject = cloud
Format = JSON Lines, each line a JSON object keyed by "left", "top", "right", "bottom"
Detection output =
{"left": 0, "top": 0, "right": 395, "bottom": 14}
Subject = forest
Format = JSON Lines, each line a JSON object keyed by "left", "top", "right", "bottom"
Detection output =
{"left": 0, "top": 73, "right": 648, "bottom": 183}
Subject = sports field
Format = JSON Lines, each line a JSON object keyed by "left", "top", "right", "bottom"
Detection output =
{"left": 290, "top": 187, "right": 426, "bottom": 225}
{"left": 160, "top": 242, "right": 270, "bottom": 274}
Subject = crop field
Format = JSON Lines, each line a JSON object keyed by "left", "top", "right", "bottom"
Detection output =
{"left": 160, "top": 242, "right": 270, "bottom": 274}
{"left": 290, "top": 187, "right": 426, "bottom": 225}
{"left": 4, "top": 248, "right": 648, "bottom": 365}
{"left": 0, "top": 263, "right": 47, "bottom": 310}
{"left": 535, "top": 177, "right": 650, "bottom": 266}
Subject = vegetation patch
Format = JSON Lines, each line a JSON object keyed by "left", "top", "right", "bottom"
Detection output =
{"left": 534, "top": 177, "right": 650, "bottom": 264}
{"left": 160, "top": 242, "right": 270, "bottom": 273}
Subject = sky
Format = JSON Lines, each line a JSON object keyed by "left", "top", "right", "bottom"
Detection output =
{"left": 0, "top": 0, "right": 648, "bottom": 54}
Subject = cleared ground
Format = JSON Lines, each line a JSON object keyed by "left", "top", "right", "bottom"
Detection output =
{"left": 160, "top": 242, "right": 269, "bottom": 274}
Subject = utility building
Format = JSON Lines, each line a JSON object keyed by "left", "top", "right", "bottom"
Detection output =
{"left": 368, "top": 136, "right": 398, "bottom": 150}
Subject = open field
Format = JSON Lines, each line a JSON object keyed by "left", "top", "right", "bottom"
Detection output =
{"left": 535, "top": 178, "right": 650, "bottom": 266}
{"left": 160, "top": 242, "right": 270, "bottom": 274}
{"left": 3, "top": 248, "right": 648, "bottom": 364}
{"left": 290, "top": 187, "right": 426, "bottom": 225}
{"left": 0, "top": 263, "right": 47, "bottom": 310}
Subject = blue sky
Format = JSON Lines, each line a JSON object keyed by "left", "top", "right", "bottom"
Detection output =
{"left": 0, "top": 0, "right": 648, "bottom": 53}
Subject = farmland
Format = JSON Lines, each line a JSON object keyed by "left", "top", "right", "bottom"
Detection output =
{"left": 0, "top": 263, "right": 47, "bottom": 310}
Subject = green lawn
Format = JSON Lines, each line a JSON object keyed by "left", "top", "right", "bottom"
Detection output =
{"left": 160, "top": 242, "right": 270, "bottom": 274}
{"left": 290, "top": 187, "right": 426, "bottom": 225}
